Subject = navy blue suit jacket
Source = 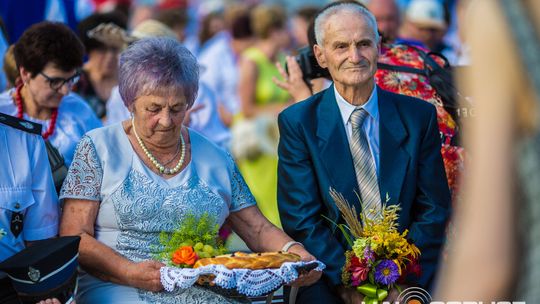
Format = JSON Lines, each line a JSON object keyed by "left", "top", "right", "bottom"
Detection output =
{"left": 277, "top": 85, "right": 451, "bottom": 290}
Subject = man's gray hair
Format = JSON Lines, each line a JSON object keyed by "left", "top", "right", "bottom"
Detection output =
{"left": 314, "top": 3, "right": 379, "bottom": 46}
{"left": 118, "top": 37, "right": 199, "bottom": 109}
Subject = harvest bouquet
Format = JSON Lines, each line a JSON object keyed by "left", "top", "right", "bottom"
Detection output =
{"left": 156, "top": 213, "right": 227, "bottom": 268}
{"left": 328, "top": 189, "right": 421, "bottom": 304}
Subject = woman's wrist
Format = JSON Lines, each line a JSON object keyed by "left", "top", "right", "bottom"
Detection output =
{"left": 281, "top": 241, "right": 304, "bottom": 252}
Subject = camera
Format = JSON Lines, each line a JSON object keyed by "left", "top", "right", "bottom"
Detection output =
{"left": 286, "top": 46, "right": 330, "bottom": 82}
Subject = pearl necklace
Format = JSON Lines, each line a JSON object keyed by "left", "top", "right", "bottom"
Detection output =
{"left": 131, "top": 117, "right": 185, "bottom": 175}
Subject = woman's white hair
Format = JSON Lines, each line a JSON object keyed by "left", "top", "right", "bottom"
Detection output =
{"left": 314, "top": 2, "right": 380, "bottom": 46}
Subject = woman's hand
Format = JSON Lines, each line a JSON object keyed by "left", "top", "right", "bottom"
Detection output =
{"left": 287, "top": 244, "right": 322, "bottom": 287}
{"left": 125, "top": 260, "right": 165, "bottom": 292}
{"left": 272, "top": 56, "right": 313, "bottom": 102}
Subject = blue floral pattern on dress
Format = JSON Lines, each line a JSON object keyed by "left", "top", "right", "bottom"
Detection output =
{"left": 109, "top": 169, "right": 226, "bottom": 263}
{"left": 60, "top": 135, "right": 102, "bottom": 201}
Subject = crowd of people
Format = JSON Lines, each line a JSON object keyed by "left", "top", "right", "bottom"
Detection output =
{"left": 0, "top": 0, "right": 537, "bottom": 303}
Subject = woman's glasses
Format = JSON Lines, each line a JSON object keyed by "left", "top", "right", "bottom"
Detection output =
{"left": 39, "top": 71, "right": 81, "bottom": 91}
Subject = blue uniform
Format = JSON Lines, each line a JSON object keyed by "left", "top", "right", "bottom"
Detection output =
{"left": 0, "top": 116, "right": 59, "bottom": 269}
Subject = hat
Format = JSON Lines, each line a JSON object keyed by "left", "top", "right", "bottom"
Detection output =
{"left": 131, "top": 19, "right": 177, "bottom": 40}
{"left": 87, "top": 22, "right": 136, "bottom": 50}
{"left": 0, "top": 236, "right": 81, "bottom": 304}
{"left": 405, "top": 0, "right": 446, "bottom": 29}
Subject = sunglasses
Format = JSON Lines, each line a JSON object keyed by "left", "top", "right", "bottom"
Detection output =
{"left": 39, "top": 71, "right": 81, "bottom": 91}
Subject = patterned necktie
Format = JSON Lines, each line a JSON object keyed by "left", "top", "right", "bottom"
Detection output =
{"left": 349, "top": 108, "right": 382, "bottom": 219}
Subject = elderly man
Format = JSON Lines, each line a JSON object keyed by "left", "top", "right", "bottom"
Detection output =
{"left": 277, "top": 2, "right": 450, "bottom": 303}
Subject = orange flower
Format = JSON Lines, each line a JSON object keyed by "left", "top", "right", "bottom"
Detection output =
{"left": 172, "top": 246, "right": 198, "bottom": 266}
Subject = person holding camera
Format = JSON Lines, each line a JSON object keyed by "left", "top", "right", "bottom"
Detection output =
{"left": 277, "top": 3, "right": 450, "bottom": 303}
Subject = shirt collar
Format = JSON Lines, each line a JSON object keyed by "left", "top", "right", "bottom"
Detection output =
{"left": 334, "top": 84, "right": 379, "bottom": 126}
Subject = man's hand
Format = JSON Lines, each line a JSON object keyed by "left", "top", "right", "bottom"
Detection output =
{"left": 336, "top": 285, "right": 365, "bottom": 304}
{"left": 385, "top": 284, "right": 408, "bottom": 303}
{"left": 125, "top": 260, "right": 165, "bottom": 292}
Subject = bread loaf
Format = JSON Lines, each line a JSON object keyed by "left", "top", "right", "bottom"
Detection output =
{"left": 193, "top": 251, "right": 301, "bottom": 270}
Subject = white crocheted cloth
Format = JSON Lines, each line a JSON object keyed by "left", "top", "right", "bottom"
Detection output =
{"left": 160, "top": 261, "right": 326, "bottom": 297}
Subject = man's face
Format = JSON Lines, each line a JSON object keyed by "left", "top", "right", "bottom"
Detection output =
{"left": 368, "top": 0, "right": 400, "bottom": 42}
{"left": 407, "top": 21, "right": 445, "bottom": 50}
{"left": 314, "top": 12, "right": 379, "bottom": 90}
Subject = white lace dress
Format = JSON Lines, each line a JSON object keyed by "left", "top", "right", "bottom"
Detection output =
{"left": 59, "top": 123, "right": 256, "bottom": 304}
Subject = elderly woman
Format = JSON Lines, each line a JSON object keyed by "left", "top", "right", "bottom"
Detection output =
{"left": 0, "top": 22, "right": 102, "bottom": 167}
{"left": 59, "top": 37, "right": 320, "bottom": 304}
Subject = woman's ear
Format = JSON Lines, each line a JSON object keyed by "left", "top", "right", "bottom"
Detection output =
{"left": 19, "top": 66, "right": 31, "bottom": 85}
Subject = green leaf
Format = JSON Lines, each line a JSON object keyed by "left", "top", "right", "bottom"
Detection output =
{"left": 321, "top": 215, "right": 354, "bottom": 247}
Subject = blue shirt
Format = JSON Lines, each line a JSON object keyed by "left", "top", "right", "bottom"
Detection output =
{"left": 334, "top": 85, "right": 380, "bottom": 174}
{"left": 0, "top": 124, "right": 59, "bottom": 271}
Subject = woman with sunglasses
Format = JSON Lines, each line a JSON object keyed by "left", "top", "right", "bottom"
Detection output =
{"left": 0, "top": 22, "right": 102, "bottom": 167}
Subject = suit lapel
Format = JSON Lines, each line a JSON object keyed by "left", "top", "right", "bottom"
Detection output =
{"left": 316, "top": 86, "right": 361, "bottom": 219}
{"left": 377, "top": 87, "right": 410, "bottom": 206}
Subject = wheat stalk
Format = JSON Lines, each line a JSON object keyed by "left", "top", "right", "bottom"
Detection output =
{"left": 329, "top": 188, "right": 363, "bottom": 238}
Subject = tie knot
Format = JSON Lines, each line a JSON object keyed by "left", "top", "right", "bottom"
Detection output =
{"left": 350, "top": 108, "right": 369, "bottom": 129}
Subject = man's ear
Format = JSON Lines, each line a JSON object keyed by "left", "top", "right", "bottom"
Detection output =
{"left": 313, "top": 44, "right": 327, "bottom": 68}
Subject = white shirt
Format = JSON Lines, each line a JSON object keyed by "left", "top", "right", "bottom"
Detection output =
{"left": 0, "top": 90, "right": 102, "bottom": 166}
{"left": 334, "top": 85, "right": 380, "bottom": 173}
{"left": 197, "top": 31, "right": 241, "bottom": 114}
{"left": 0, "top": 124, "right": 59, "bottom": 267}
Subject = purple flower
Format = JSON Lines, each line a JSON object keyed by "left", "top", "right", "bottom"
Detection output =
{"left": 374, "top": 260, "right": 400, "bottom": 286}
{"left": 363, "top": 247, "right": 375, "bottom": 263}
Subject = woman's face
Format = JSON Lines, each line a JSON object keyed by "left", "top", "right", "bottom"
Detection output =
{"left": 20, "top": 63, "right": 79, "bottom": 109}
{"left": 131, "top": 94, "right": 188, "bottom": 147}
{"left": 88, "top": 46, "right": 120, "bottom": 77}
{"left": 273, "top": 27, "right": 291, "bottom": 50}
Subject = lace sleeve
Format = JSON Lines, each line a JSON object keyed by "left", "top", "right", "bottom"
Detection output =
{"left": 227, "top": 153, "right": 257, "bottom": 212}
{"left": 59, "top": 135, "right": 103, "bottom": 201}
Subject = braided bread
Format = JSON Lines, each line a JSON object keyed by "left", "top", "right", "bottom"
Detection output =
{"left": 193, "top": 251, "right": 301, "bottom": 270}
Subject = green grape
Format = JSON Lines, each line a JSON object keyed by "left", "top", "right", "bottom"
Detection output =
{"left": 194, "top": 242, "right": 204, "bottom": 251}
{"left": 198, "top": 252, "right": 210, "bottom": 258}
{"left": 203, "top": 245, "right": 214, "bottom": 254}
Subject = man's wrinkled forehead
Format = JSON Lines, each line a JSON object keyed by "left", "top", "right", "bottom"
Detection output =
{"left": 322, "top": 12, "right": 378, "bottom": 44}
